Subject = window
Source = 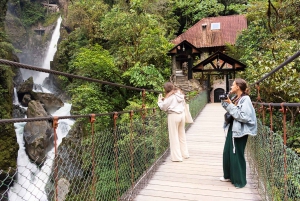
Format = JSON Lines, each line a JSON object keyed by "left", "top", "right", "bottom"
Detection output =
{"left": 211, "top": 23, "right": 220, "bottom": 30}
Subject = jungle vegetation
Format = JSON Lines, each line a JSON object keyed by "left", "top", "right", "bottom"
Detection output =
{"left": 0, "top": 0, "right": 299, "bottom": 199}
{"left": 1, "top": 0, "right": 300, "bottom": 165}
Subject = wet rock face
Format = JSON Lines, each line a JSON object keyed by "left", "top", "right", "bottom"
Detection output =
{"left": 15, "top": 77, "right": 65, "bottom": 166}
{"left": 17, "top": 77, "right": 33, "bottom": 104}
{"left": 23, "top": 100, "right": 53, "bottom": 166}
{"left": 26, "top": 100, "right": 48, "bottom": 117}
{"left": 13, "top": 68, "right": 23, "bottom": 87}
{"left": 21, "top": 94, "right": 32, "bottom": 107}
{"left": 17, "top": 77, "right": 65, "bottom": 110}
{"left": 12, "top": 105, "right": 26, "bottom": 118}
{"left": 34, "top": 92, "right": 64, "bottom": 113}
{"left": 46, "top": 122, "right": 87, "bottom": 199}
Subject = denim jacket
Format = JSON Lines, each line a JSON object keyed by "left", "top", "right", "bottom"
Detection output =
{"left": 221, "top": 95, "right": 257, "bottom": 154}
{"left": 221, "top": 95, "right": 257, "bottom": 138}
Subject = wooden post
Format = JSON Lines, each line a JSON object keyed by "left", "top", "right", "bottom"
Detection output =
{"left": 172, "top": 55, "right": 176, "bottom": 84}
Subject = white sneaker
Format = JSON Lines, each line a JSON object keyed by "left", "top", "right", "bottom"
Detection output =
{"left": 220, "top": 177, "right": 230, "bottom": 182}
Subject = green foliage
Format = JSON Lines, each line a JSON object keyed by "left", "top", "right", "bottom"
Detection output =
{"left": 122, "top": 62, "right": 164, "bottom": 90}
{"left": 226, "top": 3, "right": 248, "bottom": 15}
{"left": 101, "top": 5, "right": 173, "bottom": 72}
{"left": 42, "top": 12, "right": 60, "bottom": 27}
{"left": 0, "top": 65, "right": 18, "bottom": 172}
{"left": 20, "top": 1, "right": 45, "bottom": 27}
{"left": 248, "top": 121, "right": 300, "bottom": 200}
{"left": 235, "top": 0, "right": 300, "bottom": 104}
{"left": 218, "top": 0, "right": 247, "bottom": 14}
{"left": 66, "top": 0, "right": 108, "bottom": 43}
{"left": 70, "top": 83, "right": 113, "bottom": 115}
{"left": 190, "top": 0, "right": 224, "bottom": 23}
{"left": 67, "top": 44, "right": 127, "bottom": 117}
{"left": 286, "top": 118, "right": 300, "bottom": 155}
{"left": 0, "top": 31, "right": 20, "bottom": 59}
{"left": 69, "top": 44, "right": 119, "bottom": 81}
{"left": 52, "top": 28, "right": 89, "bottom": 80}
{"left": 185, "top": 90, "right": 199, "bottom": 101}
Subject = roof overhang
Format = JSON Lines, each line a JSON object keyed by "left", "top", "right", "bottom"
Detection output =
{"left": 192, "top": 51, "right": 246, "bottom": 72}
{"left": 167, "top": 40, "right": 201, "bottom": 56}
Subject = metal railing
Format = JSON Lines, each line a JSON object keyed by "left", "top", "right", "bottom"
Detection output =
{"left": 0, "top": 58, "right": 208, "bottom": 201}
{"left": 0, "top": 92, "right": 207, "bottom": 201}
{"left": 246, "top": 50, "right": 300, "bottom": 201}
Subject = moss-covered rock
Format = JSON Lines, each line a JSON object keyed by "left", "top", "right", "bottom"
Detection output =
{"left": 0, "top": 65, "right": 19, "bottom": 192}
{"left": 0, "top": 0, "right": 19, "bottom": 195}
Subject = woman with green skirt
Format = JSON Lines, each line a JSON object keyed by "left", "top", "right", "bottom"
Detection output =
{"left": 220, "top": 78, "right": 257, "bottom": 188}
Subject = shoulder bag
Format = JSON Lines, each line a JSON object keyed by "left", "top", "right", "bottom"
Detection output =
{"left": 185, "top": 103, "right": 193, "bottom": 123}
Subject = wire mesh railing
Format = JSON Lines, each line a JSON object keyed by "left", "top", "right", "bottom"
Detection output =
{"left": 246, "top": 50, "right": 300, "bottom": 201}
{"left": 0, "top": 90, "right": 207, "bottom": 201}
{"left": 247, "top": 113, "right": 300, "bottom": 201}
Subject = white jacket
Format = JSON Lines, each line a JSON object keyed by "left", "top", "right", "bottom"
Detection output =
{"left": 157, "top": 92, "right": 185, "bottom": 114}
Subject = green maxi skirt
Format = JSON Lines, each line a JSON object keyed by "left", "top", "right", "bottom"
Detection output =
{"left": 223, "top": 123, "right": 248, "bottom": 188}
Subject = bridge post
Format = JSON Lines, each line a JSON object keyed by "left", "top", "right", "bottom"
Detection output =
{"left": 52, "top": 116, "right": 59, "bottom": 201}
{"left": 89, "top": 114, "right": 96, "bottom": 201}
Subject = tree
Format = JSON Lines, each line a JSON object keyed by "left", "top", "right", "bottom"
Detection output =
{"left": 101, "top": 4, "right": 173, "bottom": 73}
{"left": 234, "top": 0, "right": 300, "bottom": 126}
{"left": 66, "top": 0, "right": 109, "bottom": 43}
{"left": 68, "top": 44, "right": 126, "bottom": 114}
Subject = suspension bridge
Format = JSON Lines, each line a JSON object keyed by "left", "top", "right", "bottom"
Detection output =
{"left": 134, "top": 103, "right": 261, "bottom": 201}
{"left": 0, "top": 50, "right": 300, "bottom": 201}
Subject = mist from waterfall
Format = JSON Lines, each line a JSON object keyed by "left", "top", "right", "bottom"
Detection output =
{"left": 8, "top": 16, "right": 74, "bottom": 201}
{"left": 35, "top": 16, "right": 62, "bottom": 85}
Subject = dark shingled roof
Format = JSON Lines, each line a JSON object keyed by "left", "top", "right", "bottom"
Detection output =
{"left": 172, "top": 15, "right": 247, "bottom": 48}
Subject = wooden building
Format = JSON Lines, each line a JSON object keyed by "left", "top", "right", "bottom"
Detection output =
{"left": 168, "top": 15, "right": 247, "bottom": 100}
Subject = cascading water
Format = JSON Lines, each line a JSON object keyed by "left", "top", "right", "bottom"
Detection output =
{"left": 35, "top": 16, "right": 62, "bottom": 85}
{"left": 13, "top": 88, "right": 19, "bottom": 105}
{"left": 8, "top": 104, "right": 74, "bottom": 201}
{"left": 8, "top": 16, "right": 74, "bottom": 201}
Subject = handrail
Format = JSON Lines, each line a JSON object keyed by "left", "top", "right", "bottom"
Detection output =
{"left": 0, "top": 59, "right": 162, "bottom": 93}
{"left": 253, "top": 50, "right": 300, "bottom": 86}
{"left": 252, "top": 102, "right": 300, "bottom": 107}
{"left": 0, "top": 108, "right": 156, "bottom": 124}
{"left": 247, "top": 50, "right": 300, "bottom": 201}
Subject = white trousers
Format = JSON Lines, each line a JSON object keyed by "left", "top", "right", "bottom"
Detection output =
{"left": 167, "top": 112, "right": 189, "bottom": 161}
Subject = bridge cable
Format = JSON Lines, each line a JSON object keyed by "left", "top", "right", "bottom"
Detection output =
{"left": 0, "top": 59, "right": 162, "bottom": 93}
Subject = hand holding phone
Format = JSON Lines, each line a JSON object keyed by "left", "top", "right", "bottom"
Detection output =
{"left": 158, "top": 93, "right": 163, "bottom": 102}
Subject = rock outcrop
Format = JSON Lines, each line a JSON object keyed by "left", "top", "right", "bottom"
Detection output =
{"left": 15, "top": 77, "right": 65, "bottom": 166}
{"left": 23, "top": 100, "right": 53, "bottom": 166}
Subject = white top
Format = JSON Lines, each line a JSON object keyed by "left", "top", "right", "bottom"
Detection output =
{"left": 157, "top": 92, "right": 185, "bottom": 114}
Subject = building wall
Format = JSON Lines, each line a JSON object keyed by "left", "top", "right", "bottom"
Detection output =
{"left": 210, "top": 79, "right": 226, "bottom": 103}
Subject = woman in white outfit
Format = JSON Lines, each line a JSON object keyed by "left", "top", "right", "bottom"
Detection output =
{"left": 157, "top": 82, "right": 189, "bottom": 162}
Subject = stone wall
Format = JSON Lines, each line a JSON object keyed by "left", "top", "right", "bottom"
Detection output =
{"left": 210, "top": 79, "right": 226, "bottom": 103}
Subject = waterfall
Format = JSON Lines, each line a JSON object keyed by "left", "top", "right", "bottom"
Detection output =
{"left": 13, "top": 87, "right": 19, "bottom": 105}
{"left": 8, "top": 104, "right": 74, "bottom": 201}
{"left": 8, "top": 16, "right": 74, "bottom": 201}
{"left": 35, "top": 16, "right": 62, "bottom": 85}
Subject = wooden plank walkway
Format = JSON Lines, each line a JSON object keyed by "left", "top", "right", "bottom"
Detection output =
{"left": 134, "top": 103, "right": 261, "bottom": 201}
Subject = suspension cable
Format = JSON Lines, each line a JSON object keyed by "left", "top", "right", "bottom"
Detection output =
{"left": 0, "top": 59, "right": 162, "bottom": 93}
{"left": 252, "top": 50, "right": 300, "bottom": 86}
{"left": 0, "top": 108, "right": 156, "bottom": 124}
